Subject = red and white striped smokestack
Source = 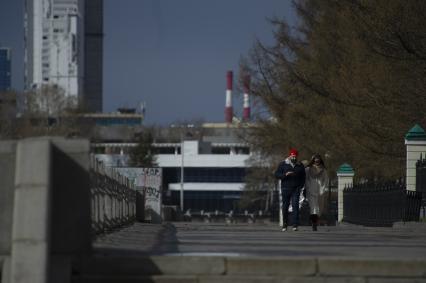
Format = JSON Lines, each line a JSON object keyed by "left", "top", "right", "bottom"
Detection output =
{"left": 225, "top": 71, "right": 233, "bottom": 123}
{"left": 242, "top": 75, "right": 251, "bottom": 122}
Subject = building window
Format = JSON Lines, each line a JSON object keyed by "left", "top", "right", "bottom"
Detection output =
{"left": 212, "top": 147, "right": 231, "bottom": 154}
{"left": 153, "top": 147, "right": 175, "bottom": 154}
{"left": 235, "top": 147, "right": 250, "bottom": 154}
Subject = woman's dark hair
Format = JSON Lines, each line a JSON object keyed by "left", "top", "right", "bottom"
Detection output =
{"left": 307, "top": 154, "right": 326, "bottom": 168}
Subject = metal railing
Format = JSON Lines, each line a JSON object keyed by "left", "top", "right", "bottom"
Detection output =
{"left": 181, "top": 209, "right": 264, "bottom": 223}
{"left": 343, "top": 181, "right": 422, "bottom": 227}
{"left": 90, "top": 159, "right": 137, "bottom": 235}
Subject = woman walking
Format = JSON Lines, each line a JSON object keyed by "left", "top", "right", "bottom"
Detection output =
{"left": 305, "top": 154, "right": 328, "bottom": 231}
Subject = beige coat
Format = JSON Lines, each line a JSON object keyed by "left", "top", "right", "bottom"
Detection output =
{"left": 305, "top": 166, "right": 329, "bottom": 215}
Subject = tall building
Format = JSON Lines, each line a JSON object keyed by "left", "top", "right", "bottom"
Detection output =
{"left": 24, "top": 0, "right": 103, "bottom": 111}
{"left": 0, "top": 48, "right": 12, "bottom": 91}
{"left": 83, "top": 0, "right": 103, "bottom": 112}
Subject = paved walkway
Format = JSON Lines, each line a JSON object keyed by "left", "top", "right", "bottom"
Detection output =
{"left": 93, "top": 221, "right": 426, "bottom": 259}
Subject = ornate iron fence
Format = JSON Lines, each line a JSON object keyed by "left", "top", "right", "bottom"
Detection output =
{"left": 90, "top": 160, "right": 137, "bottom": 235}
{"left": 416, "top": 156, "right": 426, "bottom": 218}
{"left": 343, "top": 181, "right": 422, "bottom": 226}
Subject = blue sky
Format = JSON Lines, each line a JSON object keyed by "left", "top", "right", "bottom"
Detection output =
{"left": 0, "top": 0, "right": 295, "bottom": 125}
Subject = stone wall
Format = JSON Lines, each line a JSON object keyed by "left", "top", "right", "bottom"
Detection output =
{"left": 0, "top": 137, "right": 92, "bottom": 283}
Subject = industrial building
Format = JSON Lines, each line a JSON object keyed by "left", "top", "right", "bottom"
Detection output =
{"left": 91, "top": 70, "right": 255, "bottom": 213}
{"left": 93, "top": 123, "right": 252, "bottom": 213}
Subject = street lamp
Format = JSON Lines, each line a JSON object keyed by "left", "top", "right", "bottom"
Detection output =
{"left": 180, "top": 135, "right": 184, "bottom": 212}
{"left": 175, "top": 124, "right": 194, "bottom": 212}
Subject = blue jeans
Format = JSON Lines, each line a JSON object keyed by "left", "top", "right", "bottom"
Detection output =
{"left": 281, "top": 187, "right": 301, "bottom": 227}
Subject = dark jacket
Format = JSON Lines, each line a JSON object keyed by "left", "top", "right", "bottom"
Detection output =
{"left": 275, "top": 159, "right": 306, "bottom": 189}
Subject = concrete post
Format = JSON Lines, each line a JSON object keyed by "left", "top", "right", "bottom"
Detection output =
{"left": 8, "top": 138, "right": 91, "bottom": 283}
{"left": 11, "top": 139, "right": 52, "bottom": 283}
{"left": 337, "top": 163, "right": 355, "bottom": 223}
{"left": 405, "top": 124, "right": 426, "bottom": 191}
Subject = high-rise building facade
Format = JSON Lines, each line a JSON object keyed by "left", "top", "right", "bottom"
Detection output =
{"left": 24, "top": 0, "right": 103, "bottom": 112}
{"left": 0, "top": 48, "right": 12, "bottom": 91}
{"left": 84, "top": 0, "right": 103, "bottom": 112}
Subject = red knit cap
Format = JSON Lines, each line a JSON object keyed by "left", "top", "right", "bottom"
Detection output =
{"left": 289, "top": 148, "right": 298, "bottom": 157}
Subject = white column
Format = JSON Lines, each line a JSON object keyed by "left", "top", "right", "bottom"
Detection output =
{"left": 405, "top": 124, "right": 426, "bottom": 191}
{"left": 337, "top": 164, "right": 355, "bottom": 223}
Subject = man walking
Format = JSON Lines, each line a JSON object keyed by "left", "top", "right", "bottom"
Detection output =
{"left": 275, "top": 149, "right": 306, "bottom": 231}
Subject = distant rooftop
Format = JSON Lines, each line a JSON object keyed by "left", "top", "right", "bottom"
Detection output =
{"left": 82, "top": 107, "right": 144, "bottom": 127}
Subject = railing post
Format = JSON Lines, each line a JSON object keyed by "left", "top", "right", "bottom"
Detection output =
{"left": 405, "top": 124, "right": 426, "bottom": 191}
{"left": 337, "top": 163, "right": 355, "bottom": 223}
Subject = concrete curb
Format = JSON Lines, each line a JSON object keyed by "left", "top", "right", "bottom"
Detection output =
{"left": 226, "top": 257, "right": 316, "bottom": 276}
{"left": 318, "top": 258, "right": 426, "bottom": 277}
{"left": 73, "top": 256, "right": 426, "bottom": 280}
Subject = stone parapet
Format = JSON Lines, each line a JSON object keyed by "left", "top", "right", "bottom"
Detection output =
{"left": 0, "top": 141, "right": 16, "bottom": 256}
{"left": 0, "top": 137, "right": 91, "bottom": 283}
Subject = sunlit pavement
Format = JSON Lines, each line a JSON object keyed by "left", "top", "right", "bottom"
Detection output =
{"left": 93, "top": 221, "right": 426, "bottom": 259}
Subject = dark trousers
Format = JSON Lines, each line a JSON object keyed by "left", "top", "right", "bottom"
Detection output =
{"left": 281, "top": 187, "right": 301, "bottom": 227}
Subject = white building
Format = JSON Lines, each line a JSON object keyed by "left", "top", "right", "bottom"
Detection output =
{"left": 92, "top": 123, "right": 255, "bottom": 213}
{"left": 156, "top": 140, "right": 251, "bottom": 212}
{"left": 25, "top": 0, "right": 85, "bottom": 98}
{"left": 94, "top": 139, "right": 252, "bottom": 212}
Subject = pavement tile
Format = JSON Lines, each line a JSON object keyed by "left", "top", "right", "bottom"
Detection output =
{"left": 94, "top": 222, "right": 426, "bottom": 259}
{"left": 77, "top": 256, "right": 225, "bottom": 276}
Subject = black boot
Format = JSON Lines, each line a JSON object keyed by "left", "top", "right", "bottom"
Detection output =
{"left": 311, "top": 214, "right": 318, "bottom": 231}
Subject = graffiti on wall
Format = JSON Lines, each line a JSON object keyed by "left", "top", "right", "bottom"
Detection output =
{"left": 116, "top": 167, "right": 162, "bottom": 223}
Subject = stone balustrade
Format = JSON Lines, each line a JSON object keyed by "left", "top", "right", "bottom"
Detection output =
{"left": 0, "top": 137, "right": 137, "bottom": 283}
{"left": 90, "top": 158, "right": 137, "bottom": 235}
